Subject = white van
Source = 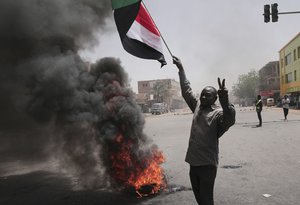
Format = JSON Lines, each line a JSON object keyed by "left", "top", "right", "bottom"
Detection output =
{"left": 151, "top": 103, "right": 167, "bottom": 115}
{"left": 266, "top": 98, "right": 275, "bottom": 106}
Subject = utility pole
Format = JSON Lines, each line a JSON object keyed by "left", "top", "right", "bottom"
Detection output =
{"left": 263, "top": 3, "right": 300, "bottom": 23}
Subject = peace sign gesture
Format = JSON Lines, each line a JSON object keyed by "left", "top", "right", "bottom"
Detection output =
{"left": 217, "top": 77, "right": 228, "bottom": 98}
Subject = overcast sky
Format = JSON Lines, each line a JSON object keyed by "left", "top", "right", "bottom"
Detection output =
{"left": 80, "top": 0, "right": 300, "bottom": 94}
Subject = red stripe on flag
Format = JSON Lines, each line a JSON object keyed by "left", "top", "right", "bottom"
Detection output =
{"left": 135, "top": 3, "right": 160, "bottom": 37}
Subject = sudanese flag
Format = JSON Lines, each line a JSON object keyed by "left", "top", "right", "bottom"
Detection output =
{"left": 111, "top": 0, "right": 167, "bottom": 67}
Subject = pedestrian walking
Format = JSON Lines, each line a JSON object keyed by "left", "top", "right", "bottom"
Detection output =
{"left": 255, "top": 95, "right": 263, "bottom": 127}
{"left": 282, "top": 95, "right": 290, "bottom": 120}
{"left": 173, "top": 56, "right": 236, "bottom": 205}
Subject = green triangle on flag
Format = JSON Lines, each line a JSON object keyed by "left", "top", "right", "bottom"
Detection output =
{"left": 111, "top": 0, "right": 140, "bottom": 10}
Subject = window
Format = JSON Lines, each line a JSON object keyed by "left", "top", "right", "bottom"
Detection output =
{"left": 295, "top": 70, "right": 297, "bottom": 81}
{"left": 294, "top": 49, "right": 297, "bottom": 61}
{"left": 298, "top": 46, "right": 300, "bottom": 59}
{"left": 285, "top": 53, "right": 292, "bottom": 66}
{"left": 286, "top": 72, "right": 293, "bottom": 83}
{"left": 268, "top": 79, "right": 275, "bottom": 85}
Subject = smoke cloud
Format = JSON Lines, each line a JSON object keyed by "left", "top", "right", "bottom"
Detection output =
{"left": 0, "top": 0, "right": 156, "bottom": 190}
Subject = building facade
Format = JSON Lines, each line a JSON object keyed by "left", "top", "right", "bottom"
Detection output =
{"left": 279, "top": 32, "right": 300, "bottom": 108}
{"left": 258, "top": 61, "right": 280, "bottom": 104}
{"left": 136, "top": 79, "right": 186, "bottom": 112}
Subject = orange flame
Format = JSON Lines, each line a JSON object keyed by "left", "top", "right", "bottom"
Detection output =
{"left": 110, "top": 134, "right": 166, "bottom": 197}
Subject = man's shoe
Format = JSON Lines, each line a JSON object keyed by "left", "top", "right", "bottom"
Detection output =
{"left": 256, "top": 125, "right": 262, "bottom": 127}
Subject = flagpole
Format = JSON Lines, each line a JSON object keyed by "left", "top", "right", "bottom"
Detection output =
{"left": 142, "top": 1, "right": 173, "bottom": 58}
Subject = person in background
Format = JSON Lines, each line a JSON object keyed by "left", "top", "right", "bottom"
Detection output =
{"left": 255, "top": 95, "right": 263, "bottom": 127}
{"left": 173, "top": 56, "right": 236, "bottom": 205}
{"left": 282, "top": 95, "right": 290, "bottom": 120}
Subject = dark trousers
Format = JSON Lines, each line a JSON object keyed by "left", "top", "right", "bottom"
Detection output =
{"left": 257, "top": 111, "right": 262, "bottom": 125}
{"left": 283, "top": 108, "right": 289, "bottom": 119}
{"left": 189, "top": 165, "right": 217, "bottom": 205}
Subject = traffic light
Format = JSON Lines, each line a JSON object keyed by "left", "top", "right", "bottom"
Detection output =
{"left": 271, "top": 3, "right": 278, "bottom": 22}
{"left": 264, "top": 5, "right": 270, "bottom": 23}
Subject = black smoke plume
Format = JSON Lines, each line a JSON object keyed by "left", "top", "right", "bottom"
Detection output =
{"left": 0, "top": 0, "right": 160, "bottom": 189}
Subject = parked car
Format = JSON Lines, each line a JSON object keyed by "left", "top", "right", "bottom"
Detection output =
{"left": 266, "top": 98, "right": 275, "bottom": 106}
{"left": 151, "top": 103, "right": 167, "bottom": 115}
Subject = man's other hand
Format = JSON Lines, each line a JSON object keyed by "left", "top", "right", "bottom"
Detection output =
{"left": 218, "top": 77, "right": 228, "bottom": 98}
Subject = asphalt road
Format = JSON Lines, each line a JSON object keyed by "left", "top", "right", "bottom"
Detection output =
{"left": 1, "top": 106, "right": 300, "bottom": 205}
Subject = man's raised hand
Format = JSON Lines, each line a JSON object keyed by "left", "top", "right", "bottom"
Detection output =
{"left": 218, "top": 77, "right": 228, "bottom": 98}
{"left": 172, "top": 56, "right": 183, "bottom": 71}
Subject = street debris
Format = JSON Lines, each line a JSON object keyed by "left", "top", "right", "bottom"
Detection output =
{"left": 263, "top": 194, "right": 272, "bottom": 198}
{"left": 221, "top": 165, "right": 242, "bottom": 169}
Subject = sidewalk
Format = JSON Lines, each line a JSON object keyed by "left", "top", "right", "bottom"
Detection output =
{"left": 235, "top": 105, "right": 300, "bottom": 113}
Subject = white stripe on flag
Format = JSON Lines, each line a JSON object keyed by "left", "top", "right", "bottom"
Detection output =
{"left": 126, "top": 20, "right": 163, "bottom": 54}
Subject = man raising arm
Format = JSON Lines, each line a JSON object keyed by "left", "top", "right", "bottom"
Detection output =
{"left": 173, "top": 56, "right": 235, "bottom": 205}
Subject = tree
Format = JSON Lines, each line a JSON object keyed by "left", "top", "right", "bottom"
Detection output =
{"left": 152, "top": 81, "right": 170, "bottom": 103}
{"left": 232, "top": 69, "right": 259, "bottom": 105}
